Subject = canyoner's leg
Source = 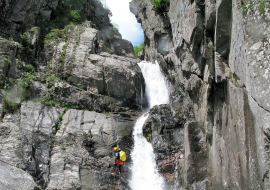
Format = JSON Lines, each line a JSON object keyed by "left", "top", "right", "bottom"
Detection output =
{"left": 112, "top": 163, "right": 116, "bottom": 175}
{"left": 119, "top": 165, "right": 122, "bottom": 174}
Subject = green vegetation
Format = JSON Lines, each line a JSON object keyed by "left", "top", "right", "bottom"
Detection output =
{"left": 233, "top": 81, "right": 240, "bottom": 87}
{"left": 45, "top": 29, "right": 61, "bottom": 42}
{"left": 151, "top": 0, "right": 170, "bottom": 12}
{"left": 147, "top": 133, "right": 152, "bottom": 141}
{"left": 2, "top": 96, "right": 19, "bottom": 114}
{"left": 17, "top": 61, "right": 23, "bottom": 69}
{"left": 39, "top": 0, "right": 87, "bottom": 30}
{"left": 20, "top": 32, "right": 30, "bottom": 46}
{"left": 26, "top": 64, "right": 34, "bottom": 72}
{"left": 71, "top": 105, "right": 79, "bottom": 109}
{"left": 243, "top": 1, "right": 270, "bottom": 22}
{"left": 41, "top": 95, "right": 61, "bottom": 107}
{"left": 47, "top": 75, "right": 56, "bottom": 84}
{"left": 229, "top": 71, "right": 233, "bottom": 79}
{"left": 58, "top": 112, "right": 65, "bottom": 120}
{"left": 133, "top": 42, "right": 144, "bottom": 58}
{"left": 259, "top": 1, "right": 268, "bottom": 21}
{"left": 60, "top": 51, "right": 66, "bottom": 63}
{"left": 18, "top": 72, "right": 37, "bottom": 88}
{"left": 16, "top": 72, "right": 37, "bottom": 101}
{"left": 0, "top": 57, "right": 12, "bottom": 66}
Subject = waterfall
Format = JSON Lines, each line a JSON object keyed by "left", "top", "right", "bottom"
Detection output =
{"left": 129, "top": 61, "right": 169, "bottom": 190}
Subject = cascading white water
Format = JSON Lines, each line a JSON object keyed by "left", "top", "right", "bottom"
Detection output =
{"left": 129, "top": 61, "right": 169, "bottom": 190}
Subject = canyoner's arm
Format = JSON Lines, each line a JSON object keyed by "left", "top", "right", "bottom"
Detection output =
{"left": 115, "top": 152, "right": 119, "bottom": 163}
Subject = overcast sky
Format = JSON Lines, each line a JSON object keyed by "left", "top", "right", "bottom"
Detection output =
{"left": 101, "top": 0, "right": 144, "bottom": 46}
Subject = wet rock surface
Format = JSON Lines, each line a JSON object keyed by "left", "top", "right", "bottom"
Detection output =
{"left": 142, "top": 104, "right": 184, "bottom": 184}
{"left": 0, "top": 0, "right": 270, "bottom": 189}
{"left": 131, "top": 0, "right": 270, "bottom": 189}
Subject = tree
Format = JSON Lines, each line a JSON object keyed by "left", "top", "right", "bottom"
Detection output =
{"left": 151, "top": 0, "right": 170, "bottom": 12}
{"left": 133, "top": 42, "right": 144, "bottom": 58}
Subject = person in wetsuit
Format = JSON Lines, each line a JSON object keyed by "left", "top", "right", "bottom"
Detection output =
{"left": 112, "top": 147, "right": 123, "bottom": 176}
{"left": 93, "top": 37, "right": 99, "bottom": 54}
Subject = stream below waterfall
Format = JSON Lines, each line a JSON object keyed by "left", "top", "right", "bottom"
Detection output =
{"left": 129, "top": 61, "right": 170, "bottom": 190}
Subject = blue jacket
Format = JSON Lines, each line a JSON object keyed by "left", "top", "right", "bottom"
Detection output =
{"left": 93, "top": 40, "right": 99, "bottom": 46}
{"left": 115, "top": 150, "right": 120, "bottom": 163}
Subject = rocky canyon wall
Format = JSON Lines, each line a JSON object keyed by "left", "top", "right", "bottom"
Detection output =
{"left": 130, "top": 0, "right": 270, "bottom": 189}
{"left": 0, "top": 0, "right": 143, "bottom": 189}
{"left": 0, "top": 0, "right": 269, "bottom": 189}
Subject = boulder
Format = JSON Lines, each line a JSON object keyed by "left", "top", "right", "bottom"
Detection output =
{"left": 112, "top": 38, "right": 136, "bottom": 58}
{"left": 0, "top": 161, "right": 38, "bottom": 190}
{"left": 30, "top": 81, "right": 48, "bottom": 98}
{"left": 138, "top": 51, "right": 144, "bottom": 60}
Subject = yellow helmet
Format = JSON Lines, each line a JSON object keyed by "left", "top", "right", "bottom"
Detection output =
{"left": 113, "top": 147, "right": 118, "bottom": 151}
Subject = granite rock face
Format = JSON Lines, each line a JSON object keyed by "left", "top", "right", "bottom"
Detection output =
{"left": 46, "top": 109, "right": 136, "bottom": 190}
{"left": 0, "top": 101, "right": 64, "bottom": 188}
{"left": 143, "top": 104, "right": 184, "bottom": 184}
{"left": 0, "top": 161, "right": 38, "bottom": 190}
{"left": 1, "top": 0, "right": 269, "bottom": 189}
{"left": 44, "top": 23, "right": 142, "bottom": 109}
{"left": 0, "top": 0, "right": 142, "bottom": 189}
{"left": 131, "top": 0, "right": 270, "bottom": 189}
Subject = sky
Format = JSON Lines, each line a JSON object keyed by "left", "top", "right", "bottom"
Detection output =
{"left": 101, "top": 0, "right": 144, "bottom": 46}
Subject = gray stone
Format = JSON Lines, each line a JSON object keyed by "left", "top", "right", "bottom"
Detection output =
{"left": 250, "top": 42, "right": 263, "bottom": 51}
{"left": 183, "top": 122, "right": 207, "bottom": 187}
{"left": 0, "top": 111, "right": 24, "bottom": 169}
{"left": 138, "top": 51, "right": 144, "bottom": 60}
{"left": 154, "top": 33, "right": 172, "bottom": 56}
{"left": 130, "top": 0, "right": 270, "bottom": 189}
{"left": 30, "top": 81, "right": 48, "bottom": 98}
{"left": 0, "top": 38, "right": 18, "bottom": 85}
{"left": 47, "top": 109, "right": 136, "bottom": 189}
{"left": 205, "top": 0, "right": 216, "bottom": 31}
{"left": 19, "top": 101, "right": 64, "bottom": 186}
{"left": 0, "top": 104, "right": 2, "bottom": 120}
{"left": 0, "top": 161, "right": 38, "bottom": 190}
{"left": 112, "top": 38, "right": 136, "bottom": 58}
{"left": 28, "top": 27, "right": 40, "bottom": 47}
{"left": 46, "top": 23, "right": 144, "bottom": 108}
{"left": 40, "top": 10, "right": 52, "bottom": 21}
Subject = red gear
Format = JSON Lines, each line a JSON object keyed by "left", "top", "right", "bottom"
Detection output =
{"left": 116, "top": 160, "right": 123, "bottom": 165}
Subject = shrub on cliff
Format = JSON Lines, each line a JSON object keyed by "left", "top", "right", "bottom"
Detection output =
{"left": 133, "top": 42, "right": 144, "bottom": 58}
{"left": 152, "top": 0, "right": 170, "bottom": 12}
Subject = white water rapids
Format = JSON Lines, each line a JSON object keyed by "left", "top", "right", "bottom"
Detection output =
{"left": 129, "top": 61, "right": 169, "bottom": 190}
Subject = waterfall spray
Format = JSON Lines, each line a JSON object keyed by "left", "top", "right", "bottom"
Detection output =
{"left": 129, "top": 61, "right": 169, "bottom": 190}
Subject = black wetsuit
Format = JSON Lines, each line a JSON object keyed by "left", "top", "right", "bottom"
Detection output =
{"left": 93, "top": 40, "right": 99, "bottom": 54}
{"left": 115, "top": 150, "right": 122, "bottom": 174}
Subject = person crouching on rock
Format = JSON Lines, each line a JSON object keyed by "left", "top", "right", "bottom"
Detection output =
{"left": 93, "top": 37, "right": 99, "bottom": 54}
{"left": 112, "top": 147, "right": 123, "bottom": 176}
